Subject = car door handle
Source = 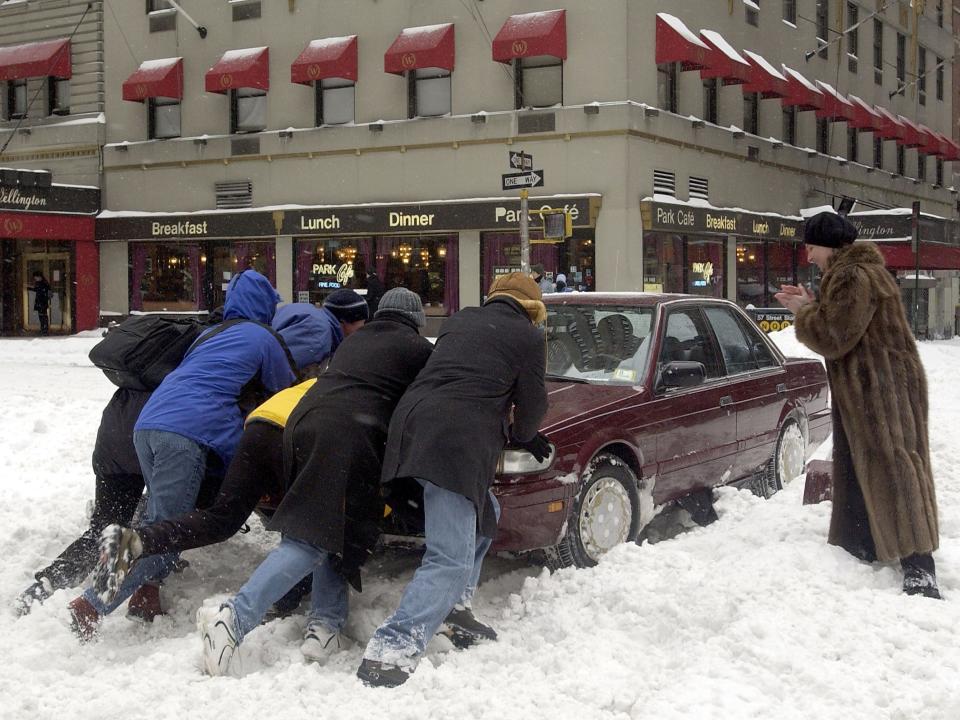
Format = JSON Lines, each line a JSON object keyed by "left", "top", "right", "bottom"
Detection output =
{"left": 719, "top": 395, "right": 733, "bottom": 407}
{"left": 776, "top": 383, "right": 787, "bottom": 394}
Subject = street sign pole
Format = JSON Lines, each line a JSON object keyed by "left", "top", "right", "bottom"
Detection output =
{"left": 912, "top": 200, "right": 920, "bottom": 336}
{"left": 520, "top": 188, "right": 530, "bottom": 274}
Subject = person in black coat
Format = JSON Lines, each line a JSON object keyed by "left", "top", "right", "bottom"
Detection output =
{"left": 358, "top": 272, "right": 550, "bottom": 688}
{"left": 365, "top": 268, "right": 385, "bottom": 316}
{"left": 32, "top": 271, "right": 51, "bottom": 335}
{"left": 195, "top": 288, "right": 434, "bottom": 677}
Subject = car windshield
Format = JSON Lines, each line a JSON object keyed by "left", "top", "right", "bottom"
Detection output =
{"left": 545, "top": 304, "right": 654, "bottom": 385}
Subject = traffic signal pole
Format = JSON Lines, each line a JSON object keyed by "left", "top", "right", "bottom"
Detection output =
{"left": 520, "top": 188, "right": 530, "bottom": 274}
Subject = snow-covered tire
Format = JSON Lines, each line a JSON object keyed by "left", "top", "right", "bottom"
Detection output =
{"left": 549, "top": 454, "right": 641, "bottom": 569}
{"left": 762, "top": 419, "right": 806, "bottom": 498}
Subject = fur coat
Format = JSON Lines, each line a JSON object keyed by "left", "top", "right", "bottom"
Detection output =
{"left": 794, "top": 242, "right": 938, "bottom": 562}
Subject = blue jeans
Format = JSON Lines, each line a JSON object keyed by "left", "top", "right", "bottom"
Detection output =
{"left": 363, "top": 480, "right": 499, "bottom": 667}
{"left": 83, "top": 429, "right": 207, "bottom": 615}
{"left": 227, "top": 536, "right": 348, "bottom": 642}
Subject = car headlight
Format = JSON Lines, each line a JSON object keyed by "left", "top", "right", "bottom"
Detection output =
{"left": 498, "top": 445, "right": 555, "bottom": 475}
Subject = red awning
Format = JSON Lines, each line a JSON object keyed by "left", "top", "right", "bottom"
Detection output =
{"left": 291, "top": 35, "right": 357, "bottom": 84}
{"left": 698, "top": 30, "right": 750, "bottom": 85}
{"left": 655, "top": 13, "right": 709, "bottom": 71}
{"left": 876, "top": 242, "right": 960, "bottom": 271}
{"left": 939, "top": 135, "right": 960, "bottom": 161}
{"left": 122, "top": 58, "right": 183, "bottom": 102}
{"left": 0, "top": 38, "right": 71, "bottom": 81}
{"left": 815, "top": 81, "right": 856, "bottom": 122}
{"left": 205, "top": 47, "right": 269, "bottom": 94}
{"left": 846, "top": 94, "right": 881, "bottom": 132}
{"left": 780, "top": 65, "right": 823, "bottom": 111}
{"left": 916, "top": 124, "right": 944, "bottom": 157}
{"left": 896, "top": 115, "right": 923, "bottom": 148}
{"left": 492, "top": 9, "right": 566, "bottom": 63}
{"left": 873, "top": 106, "right": 906, "bottom": 141}
{"left": 384, "top": 23, "right": 455, "bottom": 74}
{"left": 741, "top": 50, "right": 788, "bottom": 98}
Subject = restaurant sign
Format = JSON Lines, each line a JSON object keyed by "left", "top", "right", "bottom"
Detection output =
{"left": 641, "top": 200, "right": 802, "bottom": 241}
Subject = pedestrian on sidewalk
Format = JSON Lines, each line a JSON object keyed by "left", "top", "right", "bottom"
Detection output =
{"left": 31, "top": 271, "right": 51, "bottom": 335}
{"left": 775, "top": 211, "right": 941, "bottom": 599}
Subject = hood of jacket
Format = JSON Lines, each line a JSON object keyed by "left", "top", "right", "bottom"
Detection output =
{"left": 272, "top": 303, "right": 343, "bottom": 370}
{"left": 223, "top": 270, "right": 281, "bottom": 324}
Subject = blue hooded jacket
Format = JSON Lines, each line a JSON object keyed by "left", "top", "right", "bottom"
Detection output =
{"left": 272, "top": 303, "right": 343, "bottom": 371}
{"left": 135, "top": 270, "right": 295, "bottom": 464}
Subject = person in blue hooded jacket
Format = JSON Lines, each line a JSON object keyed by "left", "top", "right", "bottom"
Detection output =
{"left": 68, "top": 270, "right": 296, "bottom": 640}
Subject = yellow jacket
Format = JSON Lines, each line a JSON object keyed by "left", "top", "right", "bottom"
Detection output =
{"left": 245, "top": 378, "right": 316, "bottom": 429}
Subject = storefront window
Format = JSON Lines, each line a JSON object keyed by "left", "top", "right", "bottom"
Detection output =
{"left": 736, "top": 241, "right": 764, "bottom": 307}
{"left": 766, "top": 240, "right": 798, "bottom": 303}
{"left": 481, "top": 230, "right": 595, "bottom": 297}
{"left": 687, "top": 238, "right": 725, "bottom": 298}
{"left": 295, "top": 236, "right": 373, "bottom": 304}
{"left": 642, "top": 232, "right": 684, "bottom": 293}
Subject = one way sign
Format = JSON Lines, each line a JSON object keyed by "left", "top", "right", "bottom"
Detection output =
{"left": 501, "top": 169, "right": 545, "bottom": 190}
{"left": 509, "top": 151, "right": 533, "bottom": 171}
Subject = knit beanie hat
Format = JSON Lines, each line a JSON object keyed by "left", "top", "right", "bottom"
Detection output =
{"left": 485, "top": 272, "right": 547, "bottom": 324}
{"left": 375, "top": 287, "right": 426, "bottom": 328}
{"left": 803, "top": 211, "right": 858, "bottom": 249}
{"left": 323, "top": 288, "right": 369, "bottom": 324}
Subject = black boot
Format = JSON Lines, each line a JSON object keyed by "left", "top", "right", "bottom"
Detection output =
{"left": 357, "top": 659, "right": 410, "bottom": 688}
{"left": 901, "top": 553, "right": 942, "bottom": 599}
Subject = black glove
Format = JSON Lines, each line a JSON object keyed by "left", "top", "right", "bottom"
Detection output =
{"left": 514, "top": 432, "right": 551, "bottom": 462}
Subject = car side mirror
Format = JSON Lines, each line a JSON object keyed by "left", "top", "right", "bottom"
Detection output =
{"left": 659, "top": 360, "right": 706, "bottom": 389}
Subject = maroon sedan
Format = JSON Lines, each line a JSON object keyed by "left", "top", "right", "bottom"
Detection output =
{"left": 484, "top": 293, "right": 831, "bottom": 568}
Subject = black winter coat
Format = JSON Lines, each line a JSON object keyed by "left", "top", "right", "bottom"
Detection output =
{"left": 91, "top": 388, "right": 152, "bottom": 477}
{"left": 271, "top": 313, "right": 434, "bottom": 558}
{"left": 381, "top": 297, "right": 548, "bottom": 538}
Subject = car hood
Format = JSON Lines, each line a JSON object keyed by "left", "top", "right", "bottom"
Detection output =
{"left": 540, "top": 380, "right": 643, "bottom": 434}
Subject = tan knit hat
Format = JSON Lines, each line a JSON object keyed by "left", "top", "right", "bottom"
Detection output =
{"left": 485, "top": 272, "right": 547, "bottom": 324}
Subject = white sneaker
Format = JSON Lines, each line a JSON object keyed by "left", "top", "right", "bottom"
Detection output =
{"left": 300, "top": 622, "right": 349, "bottom": 664}
{"left": 197, "top": 605, "right": 239, "bottom": 677}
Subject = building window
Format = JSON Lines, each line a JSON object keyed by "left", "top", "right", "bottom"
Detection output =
{"left": 846, "top": 2, "right": 858, "bottom": 72}
{"left": 744, "top": 92, "right": 759, "bottom": 135}
{"left": 816, "top": 117, "right": 829, "bottom": 154}
{"left": 873, "top": 136, "right": 883, "bottom": 169}
{"left": 816, "top": 0, "right": 829, "bottom": 58}
{"left": 847, "top": 127, "right": 858, "bottom": 163}
{"left": 149, "top": 96, "right": 180, "bottom": 139}
{"left": 702, "top": 78, "right": 718, "bottom": 124}
{"left": 514, "top": 56, "right": 562, "bottom": 109}
{"left": 745, "top": 0, "right": 759, "bottom": 26}
{"left": 6, "top": 78, "right": 27, "bottom": 119}
{"left": 782, "top": 106, "right": 797, "bottom": 145}
{"left": 657, "top": 62, "right": 678, "bottom": 113}
{"left": 483, "top": 230, "right": 593, "bottom": 297}
{"left": 917, "top": 153, "right": 927, "bottom": 182}
{"left": 47, "top": 78, "right": 70, "bottom": 116}
{"left": 409, "top": 68, "right": 451, "bottom": 118}
{"left": 230, "top": 87, "right": 266, "bottom": 133}
{"left": 315, "top": 79, "right": 355, "bottom": 126}
{"left": 936, "top": 57, "right": 944, "bottom": 101}
{"left": 873, "top": 19, "right": 883, "bottom": 85}
{"left": 736, "top": 240, "right": 799, "bottom": 308}
{"left": 895, "top": 32, "right": 906, "bottom": 94}
{"left": 896, "top": 144, "right": 905, "bottom": 175}
{"left": 936, "top": 0, "right": 944, "bottom": 27}
{"left": 936, "top": 158, "right": 944, "bottom": 186}
{"left": 783, "top": 0, "right": 796, "bottom": 23}
{"left": 918, "top": 47, "right": 926, "bottom": 105}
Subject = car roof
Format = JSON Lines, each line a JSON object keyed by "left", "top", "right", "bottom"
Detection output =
{"left": 543, "top": 292, "right": 732, "bottom": 308}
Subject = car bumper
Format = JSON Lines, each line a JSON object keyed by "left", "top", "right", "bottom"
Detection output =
{"left": 491, "top": 477, "right": 577, "bottom": 552}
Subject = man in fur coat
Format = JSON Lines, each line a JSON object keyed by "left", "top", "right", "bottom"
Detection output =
{"left": 776, "top": 211, "right": 940, "bottom": 599}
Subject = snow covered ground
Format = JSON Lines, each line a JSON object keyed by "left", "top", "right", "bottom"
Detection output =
{"left": 1, "top": 329, "right": 958, "bottom": 720}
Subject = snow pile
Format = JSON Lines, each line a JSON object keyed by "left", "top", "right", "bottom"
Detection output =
{"left": 1, "top": 334, "right": 958, "bottom": 719}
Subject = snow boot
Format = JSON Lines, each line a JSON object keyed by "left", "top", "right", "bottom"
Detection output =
{"left": 356, "top": 659, "right": 410, "bottom": 688}
{"left": 902, "top": 553, "right": 942, "bottom": 599}
{"left": 93, "top": 524, "right": 143, "bottom": 605}
{"left": 301, "top": 622, "right": 350, "bottom": 664}
{"left": 198, "top": 605, "right": 240, "bottom": 677}
{"left": 439, "top": 604, "right": 498, "bottom": 649}
{"left": 68, "top": 596, "right": 101, "bottom": 642}
{"left": 15, "top": 578, "right": 54, "bottom": 616}
{"left": 127, "top": 583, "right": 164, "bottom": 621}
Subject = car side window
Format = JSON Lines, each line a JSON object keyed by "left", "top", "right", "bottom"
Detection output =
{"left": 659, "top": 308, "right": 722, "bottom": 379}
{"left": 703, "top": 306, "right": 777, "bottom": 374}
{"left": 735, "top": 313, "right": 778, "bottom": 370}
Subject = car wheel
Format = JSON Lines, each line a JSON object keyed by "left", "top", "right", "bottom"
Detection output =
{"left": 762, "top": 419, "right": 806, "bottom": 498}
{"left": 550, "top": 454, "right": 641, "bottom": 569}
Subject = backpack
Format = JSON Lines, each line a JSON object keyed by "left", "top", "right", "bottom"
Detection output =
{"left": 89, "top": 315, "right": 207, "bottom": 391}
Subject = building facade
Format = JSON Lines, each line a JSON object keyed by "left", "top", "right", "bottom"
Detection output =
{"left": 4, "top": 1, "right": 956, "bottom": 336}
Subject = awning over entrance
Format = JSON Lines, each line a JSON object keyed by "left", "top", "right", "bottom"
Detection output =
{"left": 780, "top": 65, "right": 823, "bottom": 111}
{"left": 291, "top": 35, "right": 357, "bottom": 85}
{"left": 916, "top": 124, "right": 945, "bottom": 157}
{"left": 492, "top": 9, "right": 566, "bottom": 63}
{"left": 122, "top": 58, "right": 183, "bottom": 102}
{"left": 875, "top": 242, "right": 960, "bottom": 270}
{"left": 384, "top": 23, "right": 455, "bottom": 74}
{"left": 896, "top": 115, "right": 924, "bottom": 148}
{"left": 846, "top": 94, "right": 881, "bottom": 132}
{"left": 941, "top": 135, "right": 960, "bottom": 161}
{"left": 205, "top": 46, "right": 269, "bottom": 94}
{"left": 0, "top": 38, "right": 71, "bottom": 81}
{"left": 815, "top": 81, "right": 856, "bottom": 122}
{"left": 654, "top": 13, "right": 709, "bottom": 71}
{"left": 873, "top": 106, "right": 906, "bottom": 142}
{"left": 698, "top": 30, "right": 751, "bottom": 85}
{"left": 742, "top": 50, "right": 788, "bottom": 98}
